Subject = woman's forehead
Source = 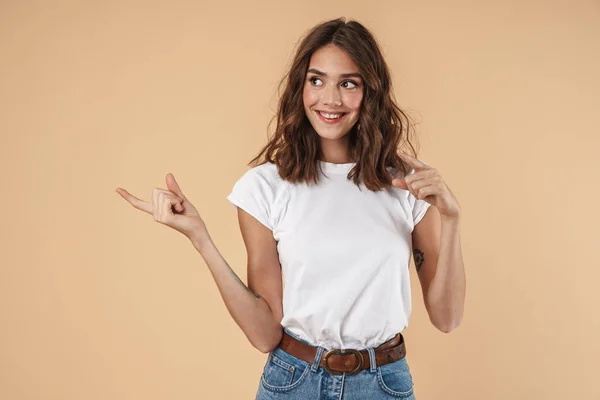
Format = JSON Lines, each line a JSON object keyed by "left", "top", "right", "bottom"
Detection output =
{"left": 308, "top": 45, "right": 359, "bottom": 74}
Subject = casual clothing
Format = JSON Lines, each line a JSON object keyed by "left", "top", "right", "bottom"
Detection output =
{"left": 255, "top": 327, "right": 416, "bottom": 399}
{"left": 226, "top": 161, "right": 431, "bottom": 350}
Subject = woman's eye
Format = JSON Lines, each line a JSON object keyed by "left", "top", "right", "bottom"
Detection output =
{"left": 309, "top": 77, "right": 359, "bottom": 89}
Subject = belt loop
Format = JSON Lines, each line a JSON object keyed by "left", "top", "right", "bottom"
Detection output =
{"left": 366, "top": 347, "right": 377, "bottom": 372}
{"left": 311, "top": 346, "right": 325, "bottom": 372}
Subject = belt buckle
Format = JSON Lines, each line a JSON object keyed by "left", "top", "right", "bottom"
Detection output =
{"left": 323, "top": 348, "right": 364, "bottom": 376}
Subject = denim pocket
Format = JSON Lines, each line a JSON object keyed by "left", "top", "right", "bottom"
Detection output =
{"left": 261, "top": 347, "right": 310, "bottom": 393}
{"left": 376, "top": 357, "right": 414, "bottom": 398}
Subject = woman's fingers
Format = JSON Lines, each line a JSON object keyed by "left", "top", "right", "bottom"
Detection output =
{"left": 116, "top": 187, "right": 153, "bottom": 214}
{"left": 117, "top": 183, "right": 205, "bottom": 240}
{"left": 116, "top": 187, "right": 183, "bottom": 217}
{"left": 153, "top": 188, "right": 185, "bottom": 223}
{"left": 166, "top": 173, "right": 187, "bottom": 201}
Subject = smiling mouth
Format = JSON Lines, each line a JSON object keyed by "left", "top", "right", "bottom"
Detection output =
{"left": 316, "top": 110, "right": 348, "bottom": 119}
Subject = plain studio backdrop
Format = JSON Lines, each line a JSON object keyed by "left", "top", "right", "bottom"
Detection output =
{"left": 1, "top": 1, "right": 598, "bottom": 399}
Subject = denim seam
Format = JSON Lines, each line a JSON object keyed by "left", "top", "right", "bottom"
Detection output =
{"left": 270, "top": 353, "right": 294, "bottom": 372}
{"left": 376, "top": 366, "right": 414, "bottom": 398}
{"left": 261, "top": 364, "right": 310, "bottom": 393}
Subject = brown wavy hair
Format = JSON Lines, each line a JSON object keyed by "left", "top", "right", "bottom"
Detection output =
{"left": 248, "top": 17, "right": 420, "bottom": 192}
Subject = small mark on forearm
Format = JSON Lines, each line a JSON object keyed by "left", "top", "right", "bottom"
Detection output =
{"left": 413, "top": 248, "right": 424, "bottom": 272}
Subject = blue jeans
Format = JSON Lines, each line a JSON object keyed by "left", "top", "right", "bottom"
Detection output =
{"left": 256, "top": 328, "right": 416, "bottom": 399}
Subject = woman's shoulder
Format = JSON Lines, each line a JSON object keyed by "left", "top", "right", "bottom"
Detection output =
{"left": 253, "top": 160, "right": 278, "bottom": 172}
{"left": 246, "top": 161, "right": 280, "bottom": 179}
{"left": 238, "top": 161, "right": 285, "bottom": 189}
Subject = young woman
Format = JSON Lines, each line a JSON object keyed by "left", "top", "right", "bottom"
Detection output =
{"left": 116, "top": 17, "right": 465, "bottom": 400}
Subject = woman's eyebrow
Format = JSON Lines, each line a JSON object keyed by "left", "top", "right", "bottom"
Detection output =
{"left": 307, "top": 68, "right": 362, "bottom": 79}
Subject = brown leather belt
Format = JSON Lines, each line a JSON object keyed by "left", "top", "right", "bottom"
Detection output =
{"left": 277, "top": 331, "right": 406, "bottom": 376}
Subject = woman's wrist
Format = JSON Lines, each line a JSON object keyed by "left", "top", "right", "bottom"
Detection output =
{"left": 188, "top": 223, "right": 213, "bottom": 252}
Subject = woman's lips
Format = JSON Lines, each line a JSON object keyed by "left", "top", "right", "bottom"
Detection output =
{"left": 315, "top": 110, "right": 349, "bottom": 125}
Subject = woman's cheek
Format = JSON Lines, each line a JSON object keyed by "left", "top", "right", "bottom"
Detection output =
{"left": 345, "top": 92, "right": 363, "bottom": 108}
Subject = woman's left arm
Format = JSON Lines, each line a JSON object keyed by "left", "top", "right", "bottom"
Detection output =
{"left": 392, "top": 151, "right": 466, "bottom": 333}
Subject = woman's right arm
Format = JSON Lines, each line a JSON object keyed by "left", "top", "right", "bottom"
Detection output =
{"left": 191, "top": 208, "right": 284, "bottom": 353}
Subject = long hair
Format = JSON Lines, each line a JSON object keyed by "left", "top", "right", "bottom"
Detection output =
{"left": 248, "top": 17, "right": 419, "bottom": 192}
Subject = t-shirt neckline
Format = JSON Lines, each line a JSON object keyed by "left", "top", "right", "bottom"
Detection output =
{"left": 318, "top": 160, "right": 356, "bottom": 173}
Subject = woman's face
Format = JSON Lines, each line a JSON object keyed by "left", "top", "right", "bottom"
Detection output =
{"left": 303, "top": 44, "right": 364, "bottom": 143}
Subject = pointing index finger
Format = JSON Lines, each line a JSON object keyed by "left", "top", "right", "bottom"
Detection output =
{"left": 116, "top": 188, "right": 152, "bottom": 214}
{"left": 398, "top": 149, "right": 428, "bottom": 169}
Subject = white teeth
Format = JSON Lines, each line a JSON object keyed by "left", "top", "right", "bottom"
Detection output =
{"left": 318, "top": 111, "right": 343, "bottom": 119}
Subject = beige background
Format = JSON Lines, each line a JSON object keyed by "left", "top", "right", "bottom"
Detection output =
{"left": 1, "top": 1, "right": 599, "bottom": 399}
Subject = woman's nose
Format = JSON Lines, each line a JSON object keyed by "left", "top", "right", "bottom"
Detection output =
{"left": 323, "top": 86, "right": 342, "bottom": 106}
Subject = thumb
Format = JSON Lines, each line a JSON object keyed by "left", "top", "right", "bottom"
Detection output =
{"left": 174, "top": 200, "right": 184, "bottom": 212}
{"left": 166, "top": 173, "right": 187, "bottom": 200}
{"left": 392, "top": 177, "right": 408, "bottom": 190}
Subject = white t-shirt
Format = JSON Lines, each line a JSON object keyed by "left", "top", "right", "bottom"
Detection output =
{"left": 227, "top": 160, "right": 431, "bottom": 350}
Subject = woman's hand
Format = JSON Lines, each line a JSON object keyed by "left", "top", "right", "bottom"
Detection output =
{"left": 392, "top": 150, "right": 461, "bottom": 219}
{"left": 116, "top": 173, "right": 209, "bottom": 244}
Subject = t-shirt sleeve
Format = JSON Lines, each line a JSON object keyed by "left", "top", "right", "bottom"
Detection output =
{"left": 226, "top": 168, "right": 275, "bottom": 231}
{"left": 412, "top": 197, "right": 431, "bottom": 226}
